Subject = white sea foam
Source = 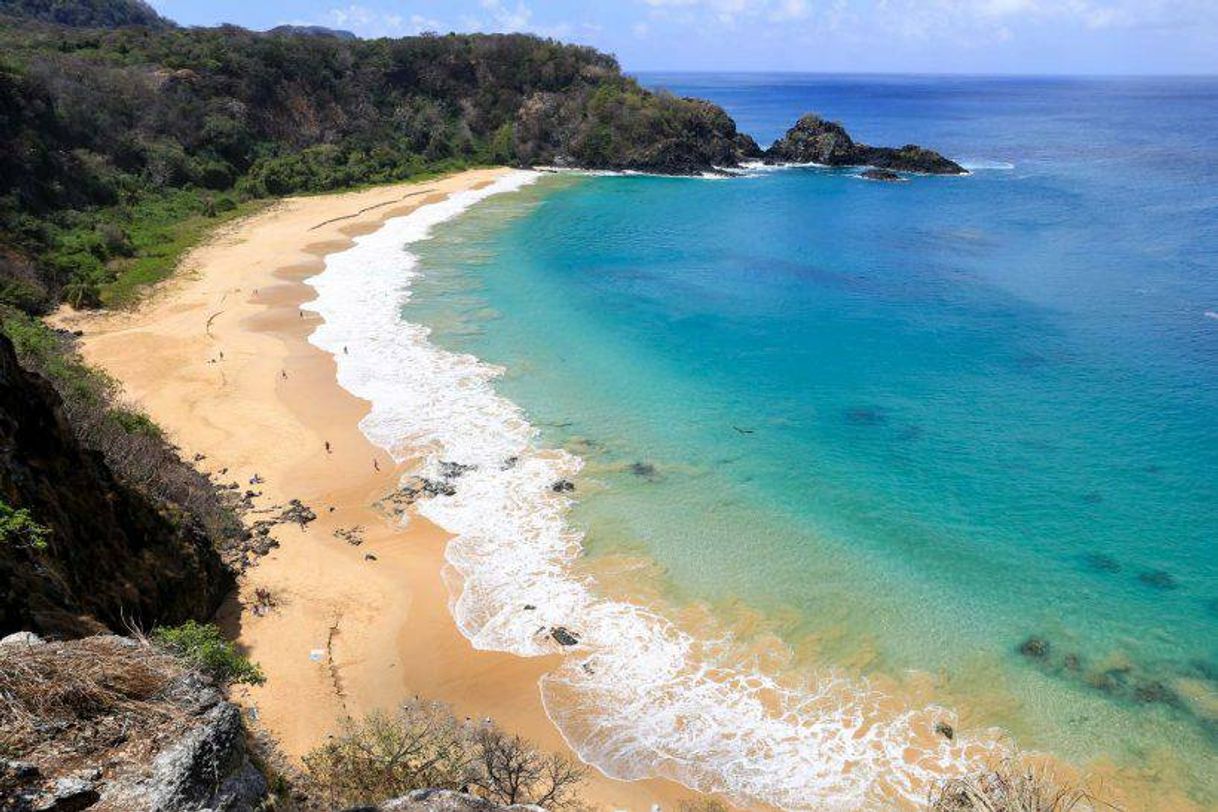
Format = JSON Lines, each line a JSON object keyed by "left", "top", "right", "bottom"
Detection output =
{"left": 958, "top": 159, "right": 1015, "bottom": 171}
{"left": 303, "top": 170, "right": 993, "bottom": 810}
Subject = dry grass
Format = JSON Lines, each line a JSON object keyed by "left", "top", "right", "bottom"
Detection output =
{"left": 929, "top": 758, "right": 1118, "bottom": 812}
{"left": 0, "top": 635, "right": 186, "bottom": 760}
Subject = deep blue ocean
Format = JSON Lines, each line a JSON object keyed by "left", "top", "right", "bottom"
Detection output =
{"left": 403, "top": 75, "right": 1218, "bottom": 806}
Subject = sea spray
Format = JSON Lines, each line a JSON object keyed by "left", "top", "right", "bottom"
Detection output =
{"left": 303, "top": 170, "right": 993, "bottom": 810}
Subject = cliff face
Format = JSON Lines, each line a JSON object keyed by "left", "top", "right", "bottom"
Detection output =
{"left": 764, "top": 113, "right": 966, "bottom": 175}
{"left": 0, "top": 334, "right": 232, "bottom": 637}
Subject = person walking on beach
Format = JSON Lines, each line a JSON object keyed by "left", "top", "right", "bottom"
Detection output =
{"left": 325, "top": 441, "right": 332, "bottom": 454}
{"left": 373, "top": 458, "right": 380, "bottom": 472}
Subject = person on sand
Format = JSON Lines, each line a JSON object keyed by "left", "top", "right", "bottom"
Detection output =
{"left": 373, "top": 458, "right": 380, "bottom": 472}
{"left": 280, "top": 369, "right": 287, "bottom": 380}
{"left": 325, "top": 441, "right": 331, "bottom": 454}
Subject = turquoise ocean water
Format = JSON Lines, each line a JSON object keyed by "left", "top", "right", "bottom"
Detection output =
{"left": 397, "top": 76, "right": 1218, "bottom": 806}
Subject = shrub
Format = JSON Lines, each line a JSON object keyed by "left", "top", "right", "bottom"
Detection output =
{"left": 0, "top": 499, "right": 51, "bottom": 551}
{"left": 928, "top": 757, "right": 1113, "bottom": 812}
{"left": 469, "top": 725, "right": 587, "bottom": 810}
{"left": 152, "top": 621, "right": 265, "bottom": 685}
{"left": 303, "top": 700, "right": 587, "bottom": 809}
{"left": 304, "top": 701, "right": 474, "bottom": 807}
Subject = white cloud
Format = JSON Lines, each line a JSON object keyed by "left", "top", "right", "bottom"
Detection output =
{"left": 480, "top": 0, "right": 532, "bottom": 31}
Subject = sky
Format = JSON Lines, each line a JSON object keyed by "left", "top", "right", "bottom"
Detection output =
{"left": 150, "top": 0, "right": 1218, "bottom": 75}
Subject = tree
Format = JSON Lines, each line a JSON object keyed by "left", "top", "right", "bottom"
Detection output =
{"left": 303, "top": 700, "right": 587, "bottom": 810}
{"left": 470, "top": 725, "right": 587, "bottom": 810}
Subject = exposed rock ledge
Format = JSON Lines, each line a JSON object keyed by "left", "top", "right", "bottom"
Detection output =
{"left": 371, "top": 788, "right": 546, "bottom": 811}
{"left": 0, "top": 633, "right": 266, "bottom": 812}
{"left": 763, "top": 113, "right": 966, "bottom": 175}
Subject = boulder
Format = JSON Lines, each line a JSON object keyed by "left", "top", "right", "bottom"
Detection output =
{"left": 550, "top": 626, "right": 580, "bottom": 647}
{"left": 32, "top": 776, "right": 99, "bottom": 812}
{"left": 97, "top": 690, "right": 268, "bottom": 811}
{"left": 375, "top": 788, "right": 546, "bottom": 812}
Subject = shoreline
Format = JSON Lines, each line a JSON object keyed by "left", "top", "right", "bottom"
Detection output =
{"left": 50, "top": 168, "right": 699, "bottom": 811}
{"left": 46, "top": 167, "right": 1200, "bottom": 812}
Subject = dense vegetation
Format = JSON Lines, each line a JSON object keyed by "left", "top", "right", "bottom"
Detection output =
{"left": 0, "top": 0, "right": 167, "bottom": 29}
{"left": 0, "top": 6, "right": 756, "bottom": 312}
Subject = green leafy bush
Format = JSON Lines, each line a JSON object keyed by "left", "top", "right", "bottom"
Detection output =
{"left": 152, "top": 621, "right": 265, "bottom": 685}
{"left": 0, "top": 500, "right": 51, "bottom": 551}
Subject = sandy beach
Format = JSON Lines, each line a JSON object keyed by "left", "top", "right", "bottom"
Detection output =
{"left": 50, "top": 168, "right": 700, "bottom": 811}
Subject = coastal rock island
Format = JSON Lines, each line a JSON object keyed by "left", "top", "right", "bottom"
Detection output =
{"left": 764, "top": 113, "right": 967, "bottom": 174}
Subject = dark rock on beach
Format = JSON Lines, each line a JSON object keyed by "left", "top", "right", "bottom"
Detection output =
{"left": 550, "top": 626, "right": 580, "bottom": 647}
{"left": 438, "top": 461, "right": 476, "bottom": 480}
{"left": 860, "top": 168, "right": 904, "bottom": 182}
{"left": 764, "top": 114, "right": 966, "bottom": 175}
{"left": 934, "top": 722, "right": 955, "bottom": 740}
{"left": 278, "top": 499, "right": 316, "bottom": 527}
{"left": 551, "top": 479, "right": 575, "bottom": 493}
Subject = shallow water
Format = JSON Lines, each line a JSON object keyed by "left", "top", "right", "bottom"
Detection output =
{"left": 319, "top": 76, "right": 1218, "bottom": 808}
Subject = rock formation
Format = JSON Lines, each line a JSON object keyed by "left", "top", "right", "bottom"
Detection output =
{"left": 764, "top": 114, "right": 966, "bottom": 175}
{"left": 0, "top": 634, "right": 267, "bottom": 812}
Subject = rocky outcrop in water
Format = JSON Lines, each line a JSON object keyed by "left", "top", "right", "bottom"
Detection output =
{"left": 0, "top": 335, "right": 232, "bottom": 637}
{"left": 764, "top": 114, "right": 966, "bottom": 175}
{"left": 860, "top": 168, "right": 904, "bottom": 182}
